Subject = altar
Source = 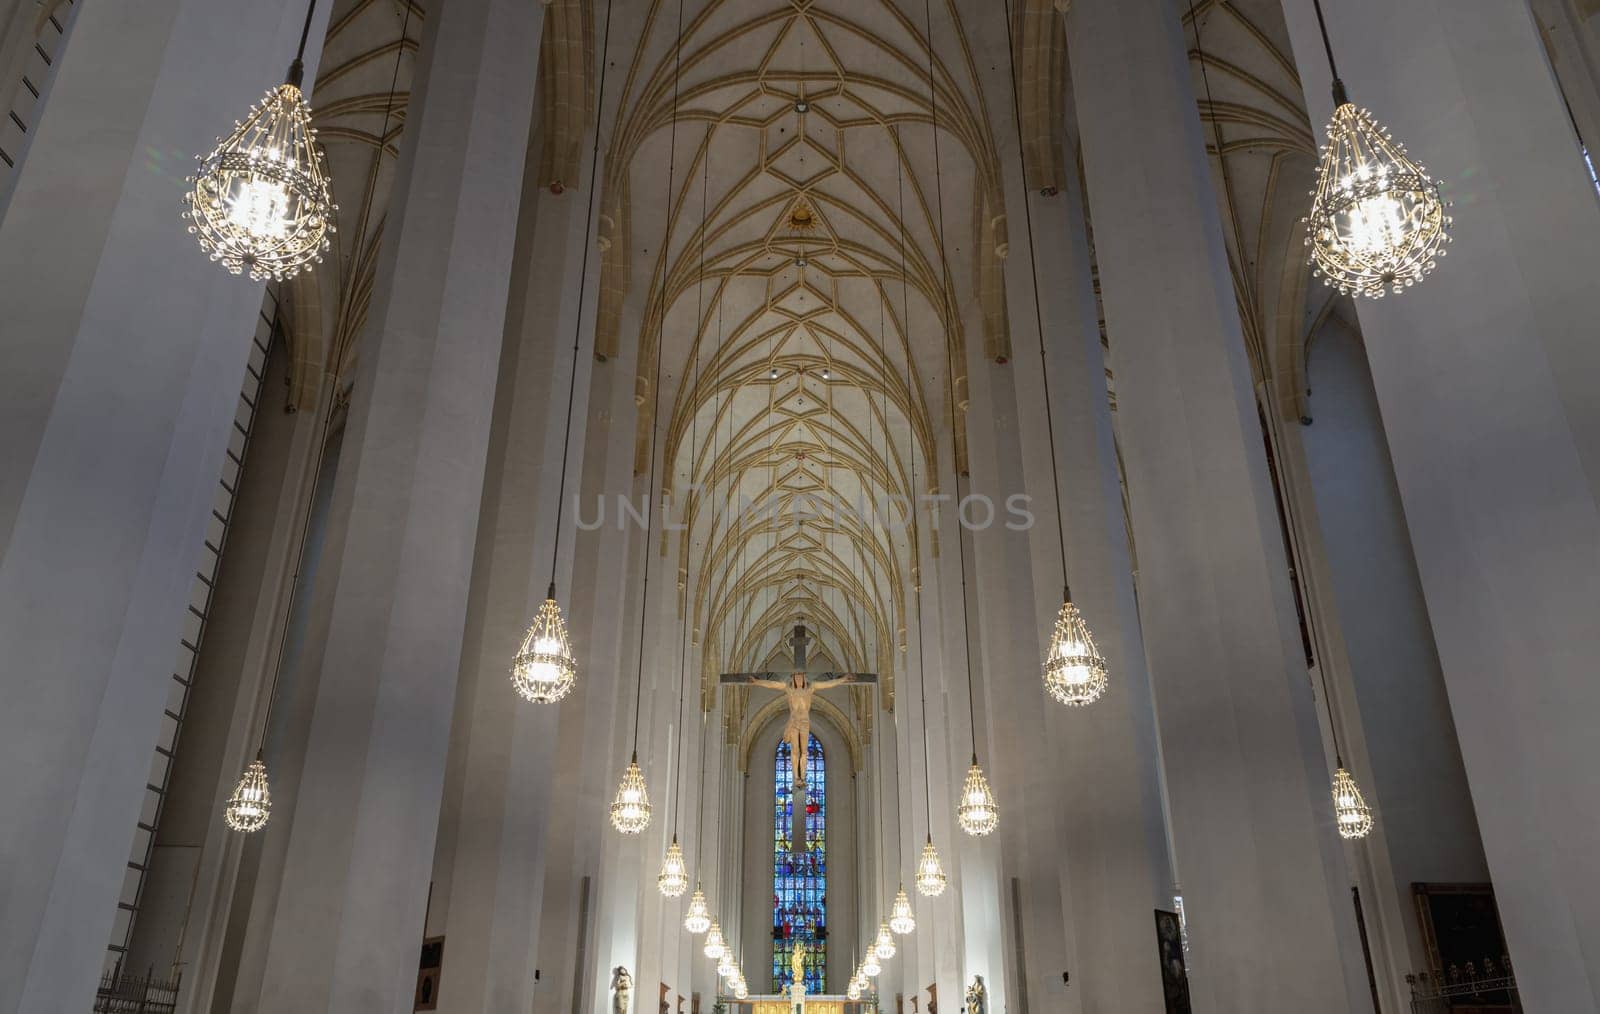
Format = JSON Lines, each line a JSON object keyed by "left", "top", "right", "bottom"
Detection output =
{"left": 725, "top": 997, "right": 864, "bottom": 1014}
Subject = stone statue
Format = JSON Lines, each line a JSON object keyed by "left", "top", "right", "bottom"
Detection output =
{"left": 611, "top": 966, "right": 633, "bottom": 1014}
{"left": 964, "top": 975, "right": 986, "bottom": 1014}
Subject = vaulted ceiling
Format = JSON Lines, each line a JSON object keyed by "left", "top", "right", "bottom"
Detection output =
{"left": 296, "top": 0, "right": 1335, "bottom": 716}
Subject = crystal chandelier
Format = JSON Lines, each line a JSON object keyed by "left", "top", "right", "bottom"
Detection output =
{"left": 1304, "top": 0, "right": 1449, "bottom": 298}
{"left": 609, "top": 755, "right": 651, "bottom": 834}
{"left": 873, "top": 921, "right": 896, "bottom": 960}
{"left": 223, "top": 752, "right": 272, "bottom": 833}
{"left": 1043, "top": 598, "right": 1109, "bottom": 706}
{"left": 1332, "top": 766, "right": 1374, "bottom": 840}
{"left": 657, "top": 835, "right": 688, "bottom": 897}
{"left": 684, "top": 885, "right": 711, "bottom": 934}
{"left": 184, "top": 1, "right": 334, "bottom": 282}
{"left": 511, "top": 587, "right": 578, "bottom": 703}
{"left": 847, "top": 980, "right": 862, "bottom": 1001}
{"left": 716, "top": 950, "right": 737, "bottom": 980}
{"left": 703, "top": 921, "right": 727, "bottom": 960}
{"left": 957, "top": 759, "right": 999, "bottom": 836}
{"left": 915, "top": 836, "right": 947, "bottom": 896}
{"left": 889, "top": 886, "right": 916, "bottom": 935}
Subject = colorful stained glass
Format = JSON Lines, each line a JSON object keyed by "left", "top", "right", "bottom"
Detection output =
{"left": 773, "top": 734, "right": 826, "bottom": 993}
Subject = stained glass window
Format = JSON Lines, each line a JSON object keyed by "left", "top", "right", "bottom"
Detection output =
{"left": 773, "top": 734, "right": 826, "bottom": 993}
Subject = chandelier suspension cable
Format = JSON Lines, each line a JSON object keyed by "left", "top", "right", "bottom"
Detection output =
{"left": 997, "top": 0, "right": 1070, "bottom": 600}
{"left": 1309, "top": 0, "right": 1347, "bottom": 103}
{"left": 546, "top": 0, "right": 618, "bottom": 598}
{"left": 893, "top": 134, "right": 935, "bottom": 845}
{"left": 921, "top": 0, "right": 982, "bottom": 765}
{"left": 253, "top": 0, "right": 414, "bottom": 760}
{"left": 286, "top": 0, "right": 319, "bottom": 84}
{"left": 670, "top": 142, "right": 713, "bottom": 840}
{"left": 627, "top": 0, "right": 688, "bottom": 758}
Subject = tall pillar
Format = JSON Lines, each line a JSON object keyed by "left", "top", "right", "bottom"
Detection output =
{"left": 420, "top": 86, "right": 601, "bottom": 1012}
{"left": 244, "top": 0, "right": 545, "bottom": 1009}
{"left": 1064, "top": 1, "right": 1366, "bottom": 1011}
{"left": 1279, "top": 2, "right": 1600, "bottom": 1007}
{"left": 0, "top": 0, "right": 330, "bottom": 1009}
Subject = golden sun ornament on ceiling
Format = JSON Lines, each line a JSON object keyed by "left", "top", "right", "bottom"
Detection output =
{"left": 787, "top": 199, "right": 818, "bottom": 233}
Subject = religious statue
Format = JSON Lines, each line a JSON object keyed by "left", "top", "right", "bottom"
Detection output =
{"left": 611, "top": 966, "right": 633, "bottom": 1014}
{"left": 791, "top": 940, "right": 808, "bottom": 992}
{"left": 722, "top": 624, "right": 876, "bottom": 842}
{"left": 964, "top": 975, "right": 987, "bottom": 1014}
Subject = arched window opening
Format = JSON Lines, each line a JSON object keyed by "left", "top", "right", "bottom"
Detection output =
{"left": 773, "top": 733, "right": 825, "bottom": 993}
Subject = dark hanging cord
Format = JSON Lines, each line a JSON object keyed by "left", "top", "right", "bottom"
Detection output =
{"left": 922, "top": 0, "right": 980, "bottom": 761}
{"left": 893, "top": 135, "right": 935, "bottom": 838}
{"left": 630, "top": 0, "right": 688, "bottom": 756}
{"left": 1309, "top": 0, "right": 1348, "bottom": 105}
{"left": 256, "top": 0, "right": 413, "bottom": 758}
{"left": 1315, "top": 653, "right": 1345, "bottom": 766}
{"left": 286, "top": 0, "right": 318, "bottom": 85}
{"left": 671, "top": 149, "right": 713, "bottom": 837}
{"left": 998, "top": 0, "right": 1071, "bottom": 603}
{"left": 548, "top": 0, "right": 619, "bottom": 595}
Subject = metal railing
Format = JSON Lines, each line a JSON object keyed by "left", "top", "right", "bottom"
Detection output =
{"left": 93, "top": 964, "right": 180, "bottom": 1014}
{"left": 1407, "top": 966, "right": 1520, "bottom": 1013}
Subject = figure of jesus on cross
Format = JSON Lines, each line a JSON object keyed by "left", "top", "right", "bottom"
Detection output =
{"left": 722, "top": 623, "right": 875, "bottom": 845}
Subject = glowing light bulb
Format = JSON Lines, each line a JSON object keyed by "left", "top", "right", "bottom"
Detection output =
{"left": 1332, "top": 766, "right": 1374, "bottom": 840}
{"left": 957, "top": 761, "right": 999, "bottom": 836}
{"left": 657, "top": 836, "right": 688, "bottom": 897}
{"left": 915, "top": 837, "right": 947, "bottom": 896}
{"left": 684, "top": 886, "right": 711, "bottom": 934}
{"left": 609, "top": 757, "right": 651, "bottom": 834}
{"left": 1043, "top": 598, "right": 1109, "bottom": 706}
{"left": 889, "top": 886, "right": 916, "bottom": 934}
{"left": 1308, "top": 102, "right": 1450, "bottom": 298}
{"left": 223, "top": 753, "right": 272, "bottom": 833}
{"left": 511, "top": 591, "right": 578, "bottom": 703}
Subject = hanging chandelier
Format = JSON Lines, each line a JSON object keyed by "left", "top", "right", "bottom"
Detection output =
{"left": 223, "top": 752, "right": 272, "bottom": 833}
{"left": 717, "top": 949, "right": 738, "bottom": 980}
{"left": 657, "top": 835, "right": 689, "bottom": 897}
{"left": 861, "top": 948, "right": 882, "bottom": 978}
{"left": 609, "top": 755, "right": 651, "bottom": 834}
{"left": 874, "top": 921, "right": 897, "bottom": 960}
{"left": 889, "top": 886, "right": 916, "bottom": 934}
{"left": 734, "top": 981, "right": 749, "bottom": 1000}
{"left": 1043, "top": 598, "right": 1109, "bottom": 706}
{"left": 847, "top": 980, "right": 862, "bottom": 1001}
{"left": 1304, "top": 0, "right": 1449, "bottom": 298}
{"left": 957, "top": 759, "right": 999, "bottom": 836}
{"left": 684, "top": 885, "right": 712, "bottom": 934}
{"left": 703, "top": 920, "right": 727, "bottom": 960}
{"left": 511, "top": 587, "right": 578, "bottom": 703}
{"left": 915, "top": 836, "right": 947, "bottom": 896}
{"left": 184, "top": 1, "right": 334, "bottom": 281}
{"left": 1332, "top": 766, "right": 1374, "bottom": 840}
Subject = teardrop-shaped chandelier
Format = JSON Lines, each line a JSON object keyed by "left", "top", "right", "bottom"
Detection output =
{"left": 684, "top": 885, "right": 711, "bottom": 934}
{"left": 716, "top": 949, "right": 738, "bottom": 980}
{"left": 734, "top": 981, "right": 750, "bottom": 1000}
{"left": 511, "top": 586, "right": 578, "bottom": 703}
{"left": 703, "top": 920, "right": 727, "bottom": 960}
{"left": 609, "top": 754, "right": 651, "bottom": 834}
{"left": 861, "top": 948, "right": 882, "bottom": 978}
{"left": 657, "top": 834, "right": 688, "bottom": 897}
{"left": 847, "top": 980, "right": 863, "bottom": 1001}
{"left": 957, "top": 758, "right": 999, "bottom": 836}
{"left": 1304, "top": 0, "right": 1449, "bottom": 298}
{"left": 873, "top": 921, "right": 897, "bottom": 960}
{"left": 1333, "top": 766, "right": 1375, "bottom": 840}
{"left": 185, "top": 1, "right": 334, "bottom": 281}
{"left": 889, "top": 886, "right": 916, "bottom": 934}
{"left": 223, "top": 752, "right": 273, "bottom": 832}
{"left": 1043, "top": 597, "right": 1109, "bottom": 706}
{"left": 915, "top": 836, "right": 947, "bottom": 897}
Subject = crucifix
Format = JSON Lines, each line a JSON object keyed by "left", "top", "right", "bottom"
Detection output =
{"left": 721, "top": 623, "right": 875, "bottom": 844}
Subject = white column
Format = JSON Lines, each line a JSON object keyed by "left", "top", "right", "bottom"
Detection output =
{"left": 421, "top": 84, "right": 601, "bottom": 1011}
{"left": 244, "top": 1, "right": 544, "bottom": 1009}
{"left": 1065, "top": 1, "right": 1366, "bottom": 1011}
{"left": 0, "top": 0, "right": 329, "bottom": 1009}
{"left": 1279, "top": 2, "right": 1600, "bottom": 1007}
